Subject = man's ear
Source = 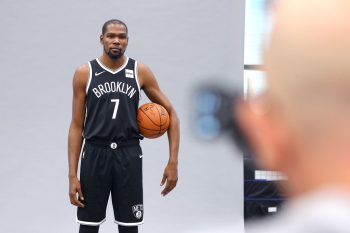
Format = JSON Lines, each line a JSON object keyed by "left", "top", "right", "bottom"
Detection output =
{"left": 99, "top": 35, "right": 103, "bottom": 44}
{"left": 235, "top": 99, "right": 283, "bottom": 171}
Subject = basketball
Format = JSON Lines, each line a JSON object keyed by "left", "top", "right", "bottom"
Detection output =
{"left": 137, "top": 103, "right": 170, "bottom": 138}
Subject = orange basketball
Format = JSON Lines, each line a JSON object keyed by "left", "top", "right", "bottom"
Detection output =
{"left": 137, "top": 103, "right": 170, "bottom": 138}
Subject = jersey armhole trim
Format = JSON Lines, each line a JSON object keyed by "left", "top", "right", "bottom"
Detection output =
{"left": 134, "top": 61, "right": 142, "bottom": 99}
{"left": 86, "top": 62, "right": 93, "bottom": 94}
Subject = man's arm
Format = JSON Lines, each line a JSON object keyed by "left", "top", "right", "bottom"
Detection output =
{"left": 138, "top": 63, "right": 180, "bottom": 196}
{"left": 68, "top": 64, "right": 89, "bottom": 207}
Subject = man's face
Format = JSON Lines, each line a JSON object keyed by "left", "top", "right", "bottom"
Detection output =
{"left": 100, "top": 23, "right": 128, "bottom": 60}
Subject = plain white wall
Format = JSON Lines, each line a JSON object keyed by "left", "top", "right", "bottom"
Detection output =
{"left": 0, "top": 0, "right": 244, "bottom": 232}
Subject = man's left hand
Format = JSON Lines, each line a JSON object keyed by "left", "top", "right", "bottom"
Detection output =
{"left": 160, "top": 163, "right": 178, "bottom": 196}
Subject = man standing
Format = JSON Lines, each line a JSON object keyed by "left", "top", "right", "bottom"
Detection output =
{"left": 68, "top": 19, "right": 180, "bottom": 233}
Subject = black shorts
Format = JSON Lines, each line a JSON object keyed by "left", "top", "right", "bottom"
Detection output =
{"left": 76, "top": 140, "right": 143, "bottom": 227}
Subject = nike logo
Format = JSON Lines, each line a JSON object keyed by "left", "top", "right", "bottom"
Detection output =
{"left": 139, "top": 154, "right": 143, "bottom": 158}
{"left": 95, "top": 71, "right": 106, "bottom": 76}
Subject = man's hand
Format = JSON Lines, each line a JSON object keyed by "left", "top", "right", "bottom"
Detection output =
{"left": 69, "top": 177, "right": 85, "bottom": 207}
{"left": 160, "top": 163, "right": 178, "bottom": 196}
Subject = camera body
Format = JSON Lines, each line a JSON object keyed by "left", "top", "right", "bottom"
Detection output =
{"left": 194, "top": 85, "right": 285, "bottom": 221}
{"left": 194, "top": 85, "right": 251, "bottom": 154}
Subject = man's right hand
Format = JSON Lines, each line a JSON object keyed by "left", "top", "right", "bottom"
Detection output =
{"left": 69, "top": 177, "right": 85, "bottom": 207}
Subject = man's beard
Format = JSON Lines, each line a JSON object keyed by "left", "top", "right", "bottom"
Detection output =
{"left": 105, "top": 48, "right": 124, "bottom": 60}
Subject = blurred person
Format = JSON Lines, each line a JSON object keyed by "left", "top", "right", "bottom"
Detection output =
{"left": 237, "top": 0, "right": 350, "bottom": 232}
{"left": 68, "top": 19, "right": 180, "bottom": 233}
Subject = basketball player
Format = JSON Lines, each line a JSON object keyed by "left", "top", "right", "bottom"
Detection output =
{"left": 68, "top": 19, "right": 180, "bottom": 233}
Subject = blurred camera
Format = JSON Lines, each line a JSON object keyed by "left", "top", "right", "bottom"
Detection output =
{"left": 193, "top": 85, "right": 251, "bottom": 154}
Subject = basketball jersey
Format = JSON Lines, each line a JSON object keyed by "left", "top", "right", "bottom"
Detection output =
{"left": 83, "top": 57, "right": 143, "bottom": 141}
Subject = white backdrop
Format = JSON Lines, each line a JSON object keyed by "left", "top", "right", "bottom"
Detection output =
{"left": 0, "top": 0, "right": 244, "bottom": 232}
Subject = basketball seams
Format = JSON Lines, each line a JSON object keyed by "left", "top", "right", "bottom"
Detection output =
{"left": 139, "top": 125, "right": 163, "bottom": 131}
{"left": 161, "top": 110, "right": 170, "bottom": 130}
{"left": 137, "top": 102, "right": 169, "bottom": 138}
{"left": 156, "top": 105, "right": 162, "bottom": 137}
{"left": 139, "top": 125, "right": 166, "bottom": 138}
{"left": 157, "top": 105, "right": 170, "bottom": 130}
{"left": 140, "top": 107, "right": 161, "bottom": 127}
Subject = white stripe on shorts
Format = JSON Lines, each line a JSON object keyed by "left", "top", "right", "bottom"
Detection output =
{"left": 76, "top": 217, "right": 106, "bottom": 226}
{"left": 114, "top": 219, "right": 144, "bottom": 226}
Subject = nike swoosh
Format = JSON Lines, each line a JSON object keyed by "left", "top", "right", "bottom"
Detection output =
{"left": 139, "top": 155, "right": 143, "bottom": 158}
{"left": 95, "top": 71, "right": 106, "bottom": 76}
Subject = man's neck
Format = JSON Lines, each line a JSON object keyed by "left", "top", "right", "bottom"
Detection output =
{"left": 99, "top": 54, "right": 126, "bottom": 71}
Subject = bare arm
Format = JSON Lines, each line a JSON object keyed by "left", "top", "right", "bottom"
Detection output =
{"left": 68, "top": 64, "right": 89, "bottom": 207}
{"left": 138, "top": 63, "right": 180, "bottom": 196}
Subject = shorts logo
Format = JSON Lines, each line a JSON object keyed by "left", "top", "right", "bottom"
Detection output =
{"left": 132, "top": 204, "right": 143, "bottom": 219}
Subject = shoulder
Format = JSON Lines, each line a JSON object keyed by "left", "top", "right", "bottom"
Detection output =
{"left": 75, "top": 63, "right": 90, "bottom": 77}
{"left": 137, "top": 62, "right": 154, "bottom": 77}
{"left": 136, "top": 62, "right": 156, "bottom": 88}
{"left": 73, "top": 63, "right": 90, "bottom": 89}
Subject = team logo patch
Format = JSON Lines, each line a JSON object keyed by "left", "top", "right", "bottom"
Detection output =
{"left": 132, "top": 204, "right": 143, "bottom": 219}
{"left": 125, "top": 69, "right": 134, "bottom": 78}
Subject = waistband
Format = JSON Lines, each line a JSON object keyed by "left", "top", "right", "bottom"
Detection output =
{"left": 85, "top": 139, "right": 140, "bottom": 150}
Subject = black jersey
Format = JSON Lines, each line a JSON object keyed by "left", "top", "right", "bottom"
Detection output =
{"left": 83, "top": 57, "right": 142, "bottom": 142}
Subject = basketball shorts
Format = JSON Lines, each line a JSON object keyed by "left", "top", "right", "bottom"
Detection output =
{"left": 76, "top": 139, "right": 144, "bottom": 227}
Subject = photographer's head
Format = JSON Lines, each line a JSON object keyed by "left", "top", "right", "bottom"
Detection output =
{"left": 237, "top": 0, "right": 350, "bottom": 196}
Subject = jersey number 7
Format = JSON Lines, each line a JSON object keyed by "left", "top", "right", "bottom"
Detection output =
{"left": 111, "top": 99, "right": 120, "bottom": 119}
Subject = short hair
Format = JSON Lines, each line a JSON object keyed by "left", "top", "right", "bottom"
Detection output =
{"left": 102, "top": 19, "right": 128, "bottom": 35}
